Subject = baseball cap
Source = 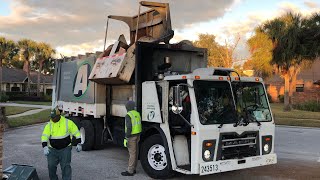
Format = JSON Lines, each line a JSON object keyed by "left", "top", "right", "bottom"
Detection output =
{"left": 50, "top": 107, "right": 61, "bottom": 118}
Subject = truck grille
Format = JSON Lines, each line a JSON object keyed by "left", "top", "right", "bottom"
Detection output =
{"left": 217, "top": 132, "right": 259, "bottom": 160}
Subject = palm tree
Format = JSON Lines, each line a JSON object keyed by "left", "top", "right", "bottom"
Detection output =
{"left": 18, "top": 39, "right": 37, "bottom": 96}
{"left": 0, "top": 37, "right": 18, "bottom": 92}
{"left": 34, "top": 42, "right": 55, "bottom": 97}
{"left": 261, "top": 12, "right": 319, "bottom": 111}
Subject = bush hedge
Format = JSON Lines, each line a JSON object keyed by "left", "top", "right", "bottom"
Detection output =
{"left": 5, "top": 92, "right": 51, "bottom": 102}
{"left": 293, "top": 101, "right": 320, "bottom": 112}
{"left": 0, "top": 92, "right": 9, "bottom": 102}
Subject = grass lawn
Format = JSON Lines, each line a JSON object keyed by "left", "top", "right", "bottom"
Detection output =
{"left": 8, "top": 109, "right": 51, "bottom": 128}
{"left": 5, "top": 106, "right": 38, "bottom": 116}
{"left": 10, "top": 101, "right": 52, "bottom": 106}
{"left": 271, "top": 103, "right": 320, "bottom": 128}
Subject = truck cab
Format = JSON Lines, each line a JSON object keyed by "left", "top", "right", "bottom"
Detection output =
{"left": 147, "top": 69, "right": 277, "bottom": 176}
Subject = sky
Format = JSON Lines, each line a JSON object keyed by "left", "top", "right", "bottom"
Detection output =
{"left": 0, "top": 0, "right": 319, "bottom": 63}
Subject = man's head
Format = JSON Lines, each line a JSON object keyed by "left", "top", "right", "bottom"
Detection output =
{"left": 50, "top": 107, "right": 61, "bottom": 123}
{"left": 125, "top": 101, "right": 136, "bottom": 111}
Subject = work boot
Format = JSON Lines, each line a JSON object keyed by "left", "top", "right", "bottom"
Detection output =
{"left": 121, "top": 171, "right": 134, "bottom": 176}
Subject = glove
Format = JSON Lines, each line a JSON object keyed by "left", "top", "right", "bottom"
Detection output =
{"left": 43, "top": 146, "right": 49, "bottom": 156}
{"left": 76, "top": 144, "right": 82, "bottom": 152}
{"left": 123, "top": 138, "right": 128, "bottom": 147}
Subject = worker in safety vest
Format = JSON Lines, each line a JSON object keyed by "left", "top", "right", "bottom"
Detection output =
{"left": 121, "top": 101, "right": 142, "bottom": 176}
{"left": 41, "top": 107, "right": 82, "bottom": 180}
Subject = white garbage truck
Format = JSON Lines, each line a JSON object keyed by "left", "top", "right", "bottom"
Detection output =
{"left": 52, "top": 1, "right": 277, "bottom": 179}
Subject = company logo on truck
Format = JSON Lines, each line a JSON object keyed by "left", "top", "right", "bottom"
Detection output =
{"left": 73, "top": 62, "right": 91, "bottom": 98}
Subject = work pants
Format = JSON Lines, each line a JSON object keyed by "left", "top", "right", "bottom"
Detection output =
{"left": 47, "top": 146, "right": 72, "bottom": 180}
{"left": 127, "top": 135, "right": 140, "bottom": 173}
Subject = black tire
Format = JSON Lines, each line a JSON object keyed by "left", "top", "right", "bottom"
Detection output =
{"left": 80, "top": 120, "right": 94, "bottom": 151}
{"left": 68, "top": 116, "right": 81, "bottom": 146}
{"left": 91, "top": 119, "right": 104, "bottom": 150}
{"left": 140, "top": 134, "right": 175, "bottom": 179}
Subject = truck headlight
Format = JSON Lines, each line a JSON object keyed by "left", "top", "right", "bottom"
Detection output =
{"left": 202, "top": 140, "right": 216, "bottom": 162}
{"left": 263, "top": 144, "right": 269, "bottom": 152}
{"left": 262, "top": 136, "right": 272, "bottom": 155}
{"left": 204, "top": 150, "right": 211, "bottom": 160}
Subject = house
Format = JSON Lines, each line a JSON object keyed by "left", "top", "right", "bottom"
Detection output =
{"left": 264, "top": 60, "right": 320, "bottom": 104}
{"left": 0, "top": 67, "right": 53, "bottom": 95}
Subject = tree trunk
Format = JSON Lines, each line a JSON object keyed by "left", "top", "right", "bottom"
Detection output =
{"left": 0, "top": 106, "right": 8, "bottom": 177}
{"left": 289, "top": 72, "right": 297, "bottom": 105}
{"left": 284, "top": 73, "right": 291, "bottom": 111}
{"left": 37, "top": 60, "right": 44, "bottom": 97}
{"left": 23, "top": 61, "right": 31, "bottom": 96}
{"left": 0, "top": 59, "right": 3, "bottom": 93}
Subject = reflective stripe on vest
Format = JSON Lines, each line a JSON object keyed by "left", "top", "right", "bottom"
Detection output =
{"left": 49, "top": 116, "right": 70, "bottom": 139}
{"left": 127, "top": 110, "right": 142, "bottom": 135}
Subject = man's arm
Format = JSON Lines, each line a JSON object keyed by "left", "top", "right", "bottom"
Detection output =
{"left": 41, "top": 123, "right": 50, "bottom": 148}
{"left": 68, "top": 120, "right": 81, "bottom": 144}
{"left": 125, "top": 114, "right": 132, "bottom": 138}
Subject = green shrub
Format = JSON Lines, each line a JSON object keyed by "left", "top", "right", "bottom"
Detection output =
{"left": 293, "top": 101, "right": 320, "bottom": 112}
{"left": 6, "top": 92, "right": 28, "bottom": 101}
{"left": 278, "top": 95, "right": 284, "bottom": 103}
{"left": 0, "top": 92, "right": 9, "bottom": 102}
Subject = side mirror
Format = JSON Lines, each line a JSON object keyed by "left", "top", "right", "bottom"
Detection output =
{"left": 172, "top": 86, "right": 183, "bottom": 114}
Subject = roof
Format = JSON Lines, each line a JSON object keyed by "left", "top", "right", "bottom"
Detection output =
{"left": 0, "top": 67, "right": 53, "bottom": 84}
{"left": 29, "top": 71, "right": 53, "bottom": 84}
{"left": 1, "top": 67, "right": 26, "bottom": 83}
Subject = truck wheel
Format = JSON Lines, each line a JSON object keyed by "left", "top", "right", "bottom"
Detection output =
{"left": 80, "top": 120, "right": 94, "bottom": 151}
{"left": 91, "top": 119, "right": 104, "bottom": 150}
{"left": 140, "top": 134, "right": 175, "bottom": 179}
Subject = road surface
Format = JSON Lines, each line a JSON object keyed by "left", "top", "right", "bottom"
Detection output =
{"left": 3, "top": 125, "right": 320, "bottom": 180}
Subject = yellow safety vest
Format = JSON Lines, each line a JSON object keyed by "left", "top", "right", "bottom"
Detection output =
{"left": 126, "top": 110, "right": 142, "bottom": 135}
{"left": 41, "top": 116, "right": 80, "bottom": 147}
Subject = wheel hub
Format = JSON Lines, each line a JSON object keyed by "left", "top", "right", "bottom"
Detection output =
{"left": 148, "top": 144, "right": 167, "bottom": 171}
{"left": 155, "top": 153, "right": 164, "bottom": 162}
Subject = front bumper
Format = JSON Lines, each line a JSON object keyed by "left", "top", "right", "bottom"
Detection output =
{"left": 199, "top": 153, "right": 277, "bottom": 175}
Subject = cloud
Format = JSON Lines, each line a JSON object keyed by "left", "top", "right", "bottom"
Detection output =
{"left": 0, "top": 0, "right": 237, "bottom": 56}
{"left": 304, "top": 0, "right": 319, "bottom": 9}
{"left": 205, "top": 1, "right": 320, "bottom": 60}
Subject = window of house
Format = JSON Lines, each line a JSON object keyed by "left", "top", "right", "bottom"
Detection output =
{"left": 11, "top": 87, "right": 20, "bottom": 92}
{"left": 296, "top": 84, "right": 304, "bottom": 92}
{"left": 46, "top": 89, "right": 53, "bottom": 95}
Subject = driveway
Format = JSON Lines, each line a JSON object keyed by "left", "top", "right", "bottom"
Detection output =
{"left": 3, "top": 125, "right": 320, "bottom": 180}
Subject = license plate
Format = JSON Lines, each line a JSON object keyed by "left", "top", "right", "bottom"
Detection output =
{"left": 200, "top": 164, "right": 219, "bottom": 175}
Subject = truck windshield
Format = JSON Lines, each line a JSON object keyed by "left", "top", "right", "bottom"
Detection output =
{"left": 232, "top": 82, "right": 272, "bottom": 122}
{"left": 194, "top": 80, "right": 237, "bottom": 125}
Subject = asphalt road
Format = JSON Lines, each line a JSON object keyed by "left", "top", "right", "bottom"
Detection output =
{"left": 3, "top": 125, "right": 320, "bottom": 180}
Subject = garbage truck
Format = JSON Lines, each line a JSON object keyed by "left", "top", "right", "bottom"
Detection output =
{"left": 52, "top": 1, "right": 277, "bottom": 179}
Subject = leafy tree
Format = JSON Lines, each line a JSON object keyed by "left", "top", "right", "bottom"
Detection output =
{"left": 0, "top": 37, "right": 18, "bottom": 67}
{"left": 18, "top": 39, "right": 37, "bottom": 95}
{"left": 34, "top": 42, "right": 55, "bottom": 97}
{"left": 0, "top": 37, "right": 19, "bottom": 92}
{"left": 193, "top": 33, "right": 237, "bottom": 68}
{"left": 261, "top": 12, "right": 320, "bottom": 111}
{"left": 246, "top": 29, "right": 274, "bottom": 78}
{"left": 42, "top": 57, "right": 55, "bottom": 75}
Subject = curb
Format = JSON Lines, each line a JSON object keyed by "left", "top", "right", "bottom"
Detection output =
{"left": 276, "top": 125, "right": 320, "bottom": 130}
